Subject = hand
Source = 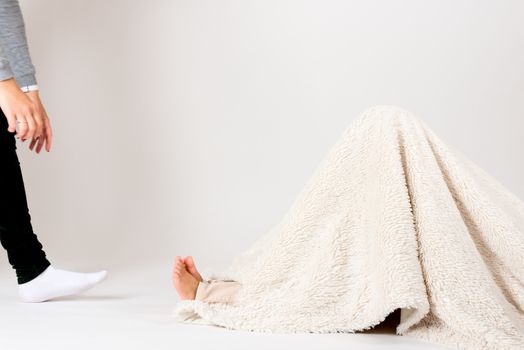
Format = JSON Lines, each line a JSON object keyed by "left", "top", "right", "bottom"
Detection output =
{"left": 0, "top": 78, "right": 52, "bottom": 153}
{"left": 25, "top": 90, "right": 53, "bottom": 153}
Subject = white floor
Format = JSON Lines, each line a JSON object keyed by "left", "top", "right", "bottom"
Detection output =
{"left": 0, "top": 264, "right": 450, "bottom": 350}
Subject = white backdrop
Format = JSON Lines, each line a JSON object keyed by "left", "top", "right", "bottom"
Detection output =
{"left": 2, "top": 0, "right": 523, "bottom": 275}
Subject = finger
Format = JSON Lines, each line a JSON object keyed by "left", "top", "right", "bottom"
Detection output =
{"left": 15, "top": 115, "right": 28, "bottom": 139}
{"left": 29, "top": 137, "right": 38, "bottom": 151}
{"left": 33, "top": 112, "right": 44, "bottom": 139}
{"left": 23, "top": 114, "right": 36, "bottom": 141}
{"left": 5, "top": 113, "right": 17, "bottom": 133}
{"left": 44, "top": 118, "right": 53, "bottom": 152}
{"left": 36, "top": 136, "right": 45, "bottom": 154}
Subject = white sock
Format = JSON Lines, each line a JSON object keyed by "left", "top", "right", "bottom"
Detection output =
{"left": 18, "top": 265, "right": 107, "bottom": 303}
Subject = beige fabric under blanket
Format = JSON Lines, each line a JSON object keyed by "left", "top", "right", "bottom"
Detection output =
{"left": 174, "top": 105, "right": 524, "bottom": 350}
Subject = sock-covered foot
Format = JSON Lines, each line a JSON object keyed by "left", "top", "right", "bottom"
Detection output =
{"left": 183, "top": 256, "right": 203, "bottom": 282}
{"left": 18, "top": 266, "right": 107, "bottom": 303}
{"left": 172, "top": 256, "right": 199, "bottom": 300}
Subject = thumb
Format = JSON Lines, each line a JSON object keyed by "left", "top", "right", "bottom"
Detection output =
{"left": 5, "top": 113, "right": 16, "bottom": 133}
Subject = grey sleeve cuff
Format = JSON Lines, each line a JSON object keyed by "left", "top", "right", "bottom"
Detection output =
{"left": 15, "top": 72, "right": 37, "bottom": 87}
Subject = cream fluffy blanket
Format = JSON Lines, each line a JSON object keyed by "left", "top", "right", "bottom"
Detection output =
{"left": 175, "top": 106, "right": 524, "bottom": 350}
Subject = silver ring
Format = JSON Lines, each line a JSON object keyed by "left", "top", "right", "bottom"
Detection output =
{"left": 17, "top": 121, "right": 28, "bottom": 124}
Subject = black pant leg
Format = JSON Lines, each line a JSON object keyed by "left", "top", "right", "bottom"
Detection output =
{"left": 0, "top": 110, "right": 50, "bottom": 284}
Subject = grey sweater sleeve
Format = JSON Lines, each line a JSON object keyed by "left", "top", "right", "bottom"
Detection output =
{"left": 0, "top": 0, "right": 36, "bottom": 87}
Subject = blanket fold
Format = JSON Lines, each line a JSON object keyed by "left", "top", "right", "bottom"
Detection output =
{"left": 174, "top": 106, "right": 524, "bottom": 350}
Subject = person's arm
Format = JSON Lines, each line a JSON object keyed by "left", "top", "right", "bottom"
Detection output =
{"left": 0, "top": 40, "right": 15, "bottom": 82}
{"left": 0, "top": 0, "right": 52, "bottom": 152}
{"left": 0, "top": 0, "right": 37, "bottom": 90}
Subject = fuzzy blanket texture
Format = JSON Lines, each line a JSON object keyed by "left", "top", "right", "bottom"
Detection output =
{"left": 174, "top": 106, "right": 524, "bottom": 350}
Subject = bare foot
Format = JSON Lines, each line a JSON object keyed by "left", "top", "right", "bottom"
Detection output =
{"left": 184, "top": 256, "right": 203, "bottom": 282}
{"left": 172, "top": 256, "right": 199, "bottom": 300}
